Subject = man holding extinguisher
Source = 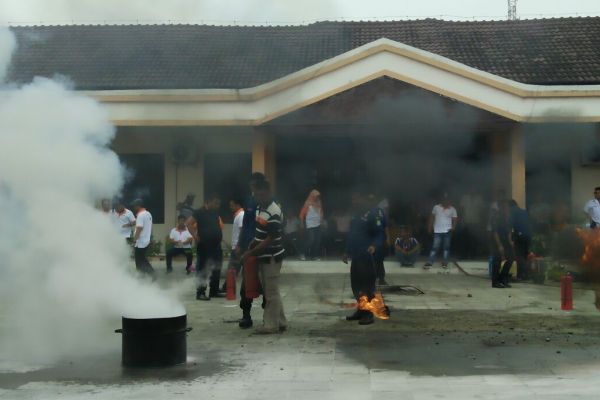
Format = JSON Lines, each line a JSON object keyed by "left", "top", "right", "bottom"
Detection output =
{"left": 237, "top": 172, "right": 267, "bottom": 329}
{"left": 241, "top": 179, "right": 287, "bottom": 334}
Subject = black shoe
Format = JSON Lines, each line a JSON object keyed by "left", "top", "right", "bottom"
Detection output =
{"left": 346, "top": 310, "right": 363, "bottom": 321}
{"left": 492, "top": 282, "right": 506, "bottom": 288}
{"left": 378, "top": 279, "right": 389, "bottom": 286}
{"left": 358, "top": 313, "right": 375, "bottom": 325}
{"left": 196, "top": 293, "right": 210, "bottom": 301}
{"left": 166, "top": 267, "right": 173, "bottom": 274}
{"left": 238, "top": 317, "right": 253, "bottom": 329}
{"left": 210, "top": 291, "right": 226, "bottom": 298}
{"left": 502, "top": 281, "right": 512, "bottom": 288}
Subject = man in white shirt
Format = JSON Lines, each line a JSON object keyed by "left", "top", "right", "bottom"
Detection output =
{"left": 113, "top": 200, "right": 136, "bottom": 243}
{"left": 166, "top": 215, "right": 194, "bottom": 274}
{"left": 425, "top": 195, "right": 458, "bottom": 269}
{"left": 132, "top": 199, "right": 155, "bottom": 277}
{"left": 226, "top": 198, "right": 245, "bottom": 281}
{"left": 583, "top": 187, "right": 600, "bottom": 229}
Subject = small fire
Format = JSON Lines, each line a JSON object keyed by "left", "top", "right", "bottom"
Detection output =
{"left": 576, "top": 228, "right": 600, "bottom": 268}
{"left": 576, "top": 229, "right": 600, "bottom": 311}
{"left": 357, "top": 293, "right": 390, "bottom": 320}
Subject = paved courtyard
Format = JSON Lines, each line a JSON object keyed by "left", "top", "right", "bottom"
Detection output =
{"left": 1, "top": 259, "right": 600, "bottom": 399}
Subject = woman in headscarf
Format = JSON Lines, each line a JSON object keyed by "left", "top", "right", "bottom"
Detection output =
{"left": 300, "top": 189, "right": 324, "bottom": 261}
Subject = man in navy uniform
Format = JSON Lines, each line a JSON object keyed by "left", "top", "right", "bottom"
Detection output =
{"left": 342, "top": 189, "right": 385, "bottom": 326}
{"left": 368, "top": 194, "right": 388, "bottom": 286}
{"left": 237, "top": 172, "right": 267, "bottom": 329}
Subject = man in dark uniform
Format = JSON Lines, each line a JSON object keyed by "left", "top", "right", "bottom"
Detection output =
{"left": 237, "top": 172, "right": 267, "bottom": 328}
{"left": 368, "top": 194, "right": 388, "bottom": 286}
{"left": 509, "top": 199, "right": 532, "bottom": 280}
{"left": 186, "top": 194, "right": 224, "bottom": 301}
{"left": 491, "top": 200, "right": 514, "bottom": 288}
{"left": 342, "top": 190, "right": 385, "bottom": 326}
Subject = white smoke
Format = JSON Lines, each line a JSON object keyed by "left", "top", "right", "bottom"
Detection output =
{"left": 0, "top": 27, "right": 15, "bottom": 82}
{"left": 0, "top": 27, "right": 184, "bottom": 367}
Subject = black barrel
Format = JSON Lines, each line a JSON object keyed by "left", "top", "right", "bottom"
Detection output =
{"left": 115, "top": 314, "right": 192, "bottom": 368}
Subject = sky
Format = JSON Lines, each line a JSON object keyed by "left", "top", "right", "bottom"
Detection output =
{"left": 0, "top": 0, "right": 599, "bottom": 25}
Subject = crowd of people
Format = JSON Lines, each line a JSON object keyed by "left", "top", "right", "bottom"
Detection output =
{"left": 100, "top": 179, "right": 600, "bottom": 331}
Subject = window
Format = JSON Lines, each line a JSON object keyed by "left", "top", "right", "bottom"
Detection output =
{"left": 120, "top": 154, "right": 165, "bottom": 224}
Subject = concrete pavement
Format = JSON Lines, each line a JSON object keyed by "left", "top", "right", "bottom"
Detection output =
{"left": 1, "top": 259, "right": 600, "bottom": 399}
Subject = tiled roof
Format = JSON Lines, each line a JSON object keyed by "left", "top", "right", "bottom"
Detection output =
{"left": 6, "top": 17, "right": 600, "bottom": 90}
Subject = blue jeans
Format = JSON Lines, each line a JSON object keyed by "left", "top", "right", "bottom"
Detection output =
{"left": 428, "top": 232, "right": 452, "bottom": 264}
{"left": 304, "top": 227, "right": 322, "bottom": 259}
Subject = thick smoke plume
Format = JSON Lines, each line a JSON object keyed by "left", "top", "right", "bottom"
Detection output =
{"left": 0, "top": 28, "right": 183, "bottom": 368}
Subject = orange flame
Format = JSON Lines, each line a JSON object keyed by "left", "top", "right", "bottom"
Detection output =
{"left": 357, "top": 292, "right": 390, "bottom": 320}
{"left": 576, "top": 228, "right": 600, "bottom": 268}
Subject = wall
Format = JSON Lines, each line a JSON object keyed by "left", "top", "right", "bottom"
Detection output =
{"left": 572, "top": 159, "right": 600, "bottom": 224}
{"left": 111, "top": 126, "right": 253, "bottom": 247}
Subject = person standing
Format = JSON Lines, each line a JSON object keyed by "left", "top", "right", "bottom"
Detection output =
{"left": 236, "top": 172, "right": 266, "bottom": 329}
{"left": 166, "top": 215, "right": 194, "bottom": 274}
{"left": 113, "top": 199, "right": 136, "bottom": 244}
{"left": 509, "top": 199, "right": 532, "bottom": 280}
{"left": 368, "top": 194, "right": 388, "bottom": 285}
{"left": 583, "top": 187, "right": 600, "bottom": 229}
{"left": 424, "top": 195, "right": 458, "bottom": 269}
{"left": 100, "top": 198, "right": 112, "bottom": 214}
{"left": 490, "top": 200, "right": 514, "bottom": 288}
{"left": 241, "top": 179, "right": 287, "bottom": 334}
{"left": 187, "top": 194, "right": 224, "bottom": 301}
{"left": 342, "top": 190, "right": 383, "bottom": 326}
{"left": 176, "top": 192, "right": 196, "bottom": 219}
{"left": 299, "top": 189, "right": 324, "bottom": 261}
{"left": 228, "top": 197, "right": 245, "bottom": 273}
{"left": 132, "top": 199, "right": 155, "bottom": 277}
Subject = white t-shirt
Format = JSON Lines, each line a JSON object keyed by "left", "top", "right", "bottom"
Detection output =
{"left": 432, "top": 204, "right": 458, "bottom": 234}
{"left": 231, "top": 209, "right": 244, "bottom": 249}
{"left": 113, "top": 209, "right": 136, "bottom": 238}
{"left": 305, "top": 205, "right": 322, "bottom": 229}
{"left": 584, "top": 199, "right": 600, "bottom": 224}
{"left": 135, "top": 209, "right": 153, "bottom": 248}
{"left": 169, "top": 227, "right": 193, "bottom": 249}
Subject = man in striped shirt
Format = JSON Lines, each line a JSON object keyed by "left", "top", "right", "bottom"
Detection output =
{"left": 241, "top": 179, "right": 287, "bottom": 334}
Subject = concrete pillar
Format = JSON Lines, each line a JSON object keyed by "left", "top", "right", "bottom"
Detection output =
{"left": 509, "top": 126, "right": 526, "bottom": 207}
{"left": 491, "top": 125, "right": 526, "bottom": 207}
{"left": 252, "top": 128, "right": 276, "bottom": 189}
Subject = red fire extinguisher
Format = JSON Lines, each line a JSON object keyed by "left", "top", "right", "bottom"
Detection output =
{"left": 226, "top": 268, "right": 237, "bottom": 301}
{"left": 561, "top": 273, "right": 573, "bottom": 311}
{"left": 243, "top": 256, "right": 261, "bottom": 299}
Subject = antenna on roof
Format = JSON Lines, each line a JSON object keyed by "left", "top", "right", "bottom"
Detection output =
{"left": 507, "top": 0, "right": 518, "bottom": 20}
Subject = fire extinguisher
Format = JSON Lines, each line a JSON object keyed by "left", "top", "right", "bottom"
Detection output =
{"left": 226, "top": 268, "right": 237, "bottom": 301}
{"left": 561, "top": 273, "right": 573, "bottom": 311}
{"left": 243, "top": 256, "right": 261, "bottom": 299}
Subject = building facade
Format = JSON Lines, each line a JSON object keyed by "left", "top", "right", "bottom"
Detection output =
{"left": 7, "top": 19, "right": 600, "bottom": 243}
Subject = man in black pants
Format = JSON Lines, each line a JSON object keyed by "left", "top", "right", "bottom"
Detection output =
{"left": 342, "top": 190, "right": 383, "bottom": 326}
{"left": 237, "top": 172, "right": 266, "bottom": 329}
{"left": 509, "top": 199, "right": 532, "bottom": 280}
{"left": 491, "top": 200, "right": 514, "bottom": 288}
{"left": 187, "top": 194, "right": 223, "bottom": 300}
{"left": 132, "top": 199, "right": 155, "bottom": 278}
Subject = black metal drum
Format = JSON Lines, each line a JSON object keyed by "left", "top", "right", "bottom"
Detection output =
{"left": 115, "top": 314, "right": 192, "bottom": 368}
